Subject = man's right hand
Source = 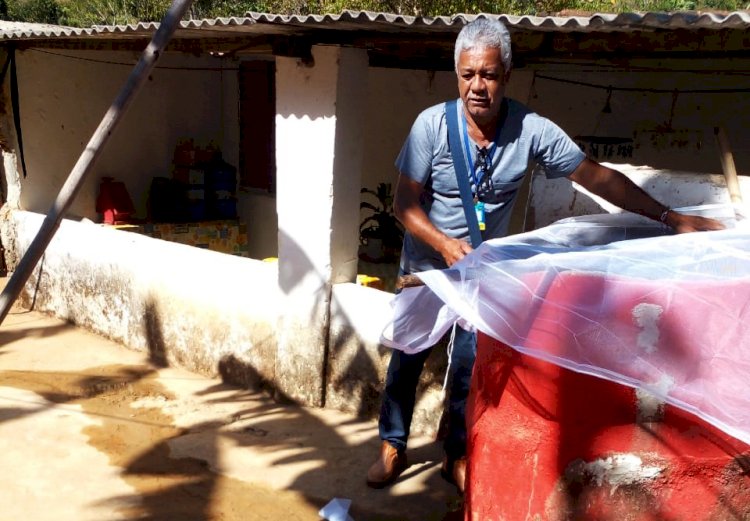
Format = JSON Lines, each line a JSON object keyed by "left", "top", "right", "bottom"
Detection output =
{"left": 439, "top": 237, "right": 473, "bottom": 267}
{"left": 395, "top": 174, "right": 474, "bottom": 268}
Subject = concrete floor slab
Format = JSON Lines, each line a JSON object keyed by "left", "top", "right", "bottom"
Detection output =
{"left": 0, "top": 287, "right": 462, "bottom": 520}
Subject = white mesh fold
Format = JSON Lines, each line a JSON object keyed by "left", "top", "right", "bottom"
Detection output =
{"left": 382, "top": 211, "right": 750, "bottom": 445}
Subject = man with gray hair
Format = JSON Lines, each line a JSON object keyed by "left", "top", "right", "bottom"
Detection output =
{"left": 366, "top": 17, "right": 722, "bottom": 494}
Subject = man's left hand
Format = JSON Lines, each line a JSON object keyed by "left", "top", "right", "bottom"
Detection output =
{"left": 665, "top": 211, "right": 726, "bottom": 233}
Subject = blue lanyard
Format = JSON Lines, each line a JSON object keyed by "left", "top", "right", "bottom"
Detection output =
{"left": 460, "top": 112, "right": 499, "bottom": 192}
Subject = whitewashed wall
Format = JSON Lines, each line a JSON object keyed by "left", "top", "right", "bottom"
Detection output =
{"left": 15, "top": 49, "right": 221, "bottom": 217}
{"left": 5, "top": 210, "right": 280, "bottom": 385}
{"left": 360, "top": 68, "right": 456, "bottom": 192}
{"left": 13, "top": 48, "right": 277, "bottom": 259}
{"left": 524, "top": 60, "right": 750, "bottom": 174}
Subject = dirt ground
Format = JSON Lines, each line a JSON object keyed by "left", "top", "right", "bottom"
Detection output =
{"left": 0, "top": 296, "right": 463, "bottom": 521}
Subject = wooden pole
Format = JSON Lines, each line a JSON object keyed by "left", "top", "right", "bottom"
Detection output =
{"left": 0, "top": 0, "right": 194, "bottom": 325}
{"left": 396, "top": 273, "right": 424, "bottom": 290}
{"left": 714, "top": 126, "right": 744, "bottom": 205}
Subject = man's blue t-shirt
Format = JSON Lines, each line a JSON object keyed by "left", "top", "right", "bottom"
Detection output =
{"left": 396, "top": 97, "right": 586, "bottom": 273}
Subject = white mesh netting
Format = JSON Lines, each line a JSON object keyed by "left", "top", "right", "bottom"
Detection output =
{"left": 383, "top": 209, "right": 750, "bottom": 444}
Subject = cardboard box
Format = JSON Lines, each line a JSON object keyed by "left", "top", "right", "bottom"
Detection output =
{"left": 140, "top": 220, "right": 249, "bottom": 257}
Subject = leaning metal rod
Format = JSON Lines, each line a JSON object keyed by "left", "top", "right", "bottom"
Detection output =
{"left": 0, "top": 0, "right": 194, "bottom": 325}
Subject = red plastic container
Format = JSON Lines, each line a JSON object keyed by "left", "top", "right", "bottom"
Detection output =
{"left": 466, "top": 334, "right": 750, "bottom": 520}
{"left": 96, "top": 177, "right": 135, "bottom": 225}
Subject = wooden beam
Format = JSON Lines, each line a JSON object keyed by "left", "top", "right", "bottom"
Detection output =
{"left": 0, "top": 0, "right": 196, "bottom": 324}
{"left": 714, "top": 126, "right": 744, "bottom": 205}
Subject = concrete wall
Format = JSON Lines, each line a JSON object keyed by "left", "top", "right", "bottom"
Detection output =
{"left": 11, "top": 47, "right": 277, "bottom": 259}
{"left": 530, "top": 163, "right": 750, "bottom": 229}
{"left": 14, "top": 48, "right": 220, "bottom": 217}
{"left": 523, "top": 60, "right": 750, "bottom": 174}
{"left": 5, "top": 210, "right": 280, "bottom": 386}
{"left": 326, "top": 282, "right": 450, "bottom": 428}
{"left": 273, "top": 45, "right": 367, "bottom": 406}
{"left": 360, "top": 68, "right": 455, "bottom": 192}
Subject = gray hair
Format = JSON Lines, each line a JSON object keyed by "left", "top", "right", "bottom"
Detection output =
{"left": 454, "top": 18, "right": 512, "bottom": 74}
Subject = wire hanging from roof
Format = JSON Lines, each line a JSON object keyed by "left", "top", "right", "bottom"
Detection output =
{"left": 535, "top": 74, "right": 750, "bottom": 94}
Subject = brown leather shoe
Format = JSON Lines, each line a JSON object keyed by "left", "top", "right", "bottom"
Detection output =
{"left": 441, "top": 456, "right": 467, "bottom": 495}
{"left": 366, "top": 441, "right": 407, "bottom": 488}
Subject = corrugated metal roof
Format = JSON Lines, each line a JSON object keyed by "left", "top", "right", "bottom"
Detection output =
{"left": 1, "top": 10, "right": 749, "bottom": 41}
{"left": 0, "top": 20, "right": 78, "bottom": 35}
{"left": 243, "top": 10, "right": 750, "bottom": 32}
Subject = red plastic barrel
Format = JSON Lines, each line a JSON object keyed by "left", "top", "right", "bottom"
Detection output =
{"left": 96, "top": 177, "right": 135, "bottom": 225}
{"left": 466, "top": 333, "right": 750, "bottom": 520}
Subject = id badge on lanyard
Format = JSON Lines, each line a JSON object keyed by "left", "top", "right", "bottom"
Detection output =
{"left": 474, "top": 199, "right": 486, "bottom": 231}
{"left": 462, "top": 112, "right": 499, "bottom": 235}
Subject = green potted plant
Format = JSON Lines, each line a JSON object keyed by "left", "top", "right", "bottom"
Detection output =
{"left": 359, "top": 182, "right": 404, "bottom": 263}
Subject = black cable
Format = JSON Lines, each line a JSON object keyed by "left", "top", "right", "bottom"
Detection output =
{"left": 0, "top": 52, "right": 11, "bottom": 82}
{"left": 535, "top": 73, "right": 750, "bottom": 94}
{"left": 28, "top": 48, "right": 240, "bottom": 71}
{"left": 9, "top": 47, "right": 27, "bottom": 179}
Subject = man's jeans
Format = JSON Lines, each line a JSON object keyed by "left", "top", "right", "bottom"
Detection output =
{"left": 378, "top": 325, "right": 477, "bottom": 459}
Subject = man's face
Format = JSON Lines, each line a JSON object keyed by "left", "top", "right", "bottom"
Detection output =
{"left": 456, "top": 46, "right": 508, "bottom": 126}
